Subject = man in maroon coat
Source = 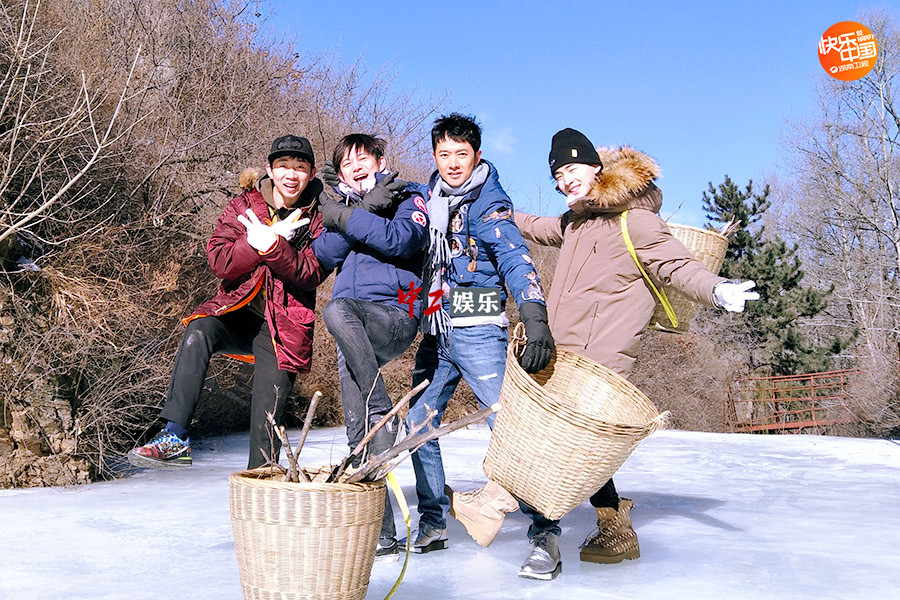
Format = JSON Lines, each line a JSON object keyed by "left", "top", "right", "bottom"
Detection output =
{"left": 128, "top": 135, "right": 329, "bottom": 469}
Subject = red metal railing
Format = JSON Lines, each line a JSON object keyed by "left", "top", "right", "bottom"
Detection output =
{"left": 726, "top": 369, "right": 862, "bottom": 434}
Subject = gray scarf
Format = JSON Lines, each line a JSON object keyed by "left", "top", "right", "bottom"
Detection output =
{"left": 422, "top": 162, "right": 491, "bottom": 341}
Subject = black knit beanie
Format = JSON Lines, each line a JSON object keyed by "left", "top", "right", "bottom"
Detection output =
{"left": 548, "top": 128, "right": 602, "bottom": 175}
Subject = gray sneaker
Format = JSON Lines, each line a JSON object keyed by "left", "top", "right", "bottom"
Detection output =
{"left": 518, "top": 532, "right": 562, "bottom": 580}
{"left": 405, "top": 525, "right": 448, "bottom": 553}
{"left": 375, "top": 536, "right": 400, "bottom": 563}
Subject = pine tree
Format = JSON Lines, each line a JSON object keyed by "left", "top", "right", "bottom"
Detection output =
{"left": 702, "top": 175, "right": 770, "bottom": 271}
{"left": 702, "top": 177, "right": 854, "bottom": 375}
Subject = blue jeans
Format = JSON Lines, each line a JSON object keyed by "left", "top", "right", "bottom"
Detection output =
{"left": 323, "top": 297, "right": 419, "bottom": 539}
{"left": 406, "top": 325, "right": 507, "bottom": 529}
{"left": 406, "top": 325, "right": 618, "bottom": 539}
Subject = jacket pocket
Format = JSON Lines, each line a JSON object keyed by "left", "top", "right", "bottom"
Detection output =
{"left": 271, "top": 304, "right": 315, "bottom": 372}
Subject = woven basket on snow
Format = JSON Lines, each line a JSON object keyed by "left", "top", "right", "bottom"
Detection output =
{"left": 648, "top": 223, "right": 728, "bottom": 333}
{"left": 483, "top": 325, "right": 668, "bottom": 520}
{"left": 229, "top": 466, "right": 386, "bottom": 600}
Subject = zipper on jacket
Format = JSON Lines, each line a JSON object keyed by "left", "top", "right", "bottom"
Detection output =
{"left": 567, "top": 243, "right": 597, "bottom": 294}
{"left": 183, "top": 274, "right": 265, "bottom": 325}
{"left": 223, "top": 275, "right": 265, "bottom": 315}
{"left": 584, "top": 302, "right": 601, "bottom": 350}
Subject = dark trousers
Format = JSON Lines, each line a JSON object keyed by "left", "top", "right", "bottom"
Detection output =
{"left": 159, "top": 312, "right": 295, "bottom": 470}
{"left": 521, "top": 479, "right": 620, "bottom": 539}
{"left": 524, "top": 351, "right": 627, "bottom": 537}
{"left": 322, "top": 298, "right": 419, "bottom": 539}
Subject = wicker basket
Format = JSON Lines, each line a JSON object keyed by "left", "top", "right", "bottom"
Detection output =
{"left": 649, "top": 223, "right": 728, "bottom": 333}
{"left": 483, "top": 327, "right": 668, "bottom": 520}
{"left": 229, "top": 466, "right": 386, "bottom": 600}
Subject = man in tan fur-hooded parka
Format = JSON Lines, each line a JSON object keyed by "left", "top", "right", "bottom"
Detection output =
{"left": 452, "top": 128, "right": 758, "bottom": 581}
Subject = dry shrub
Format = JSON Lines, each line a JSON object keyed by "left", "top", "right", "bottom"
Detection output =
{"left": 0, "top": 259, "right": 180, "bottom": 485}
{"left": 628, "top": 325, "right": 746, "bottom": 432}
{"left": 630, "top": 329, "right": 734, "bottom": 432}
{"left": 843, "top": 353, "right": 900, "bottom": 437}
{"left": 0, "top": 0, "right": 445, "bottom": 486}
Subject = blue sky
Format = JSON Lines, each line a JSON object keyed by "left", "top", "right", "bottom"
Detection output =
{"left": 272, "top": 1, "right": 895, "bottom": 226}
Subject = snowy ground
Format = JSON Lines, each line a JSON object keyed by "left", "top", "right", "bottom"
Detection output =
{"left": 1, "top": 426, "right": 898, "bottom": 600}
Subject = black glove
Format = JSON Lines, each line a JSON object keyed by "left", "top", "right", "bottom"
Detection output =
{"left": 320, "top": 161, "right": 340, "bottom": 188}
{"left": 518, "top": 302, "right": 555, "bottom": 373}
{"left": 318, "top": 194, "right": 355, "bottom": 232}
{"left": 361, "top": 171, "right": 408, "bottom": 214}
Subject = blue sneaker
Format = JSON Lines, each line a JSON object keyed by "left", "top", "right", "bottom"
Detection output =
{"left": 127, "top": 429, "right": 192, "bottom": 469}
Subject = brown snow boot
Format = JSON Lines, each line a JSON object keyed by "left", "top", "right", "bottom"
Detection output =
{"left": 448, "top": 480, "right": 519, "bottom": 547}
{"left": 579, "top": 498, "right": 640, "bottom": 563}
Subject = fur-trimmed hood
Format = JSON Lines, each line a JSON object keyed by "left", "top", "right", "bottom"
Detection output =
{"left": 584, "top": 146, "right": 661, "bottom": 213}
{"left": 239, "top": 166, "right": 264, "bottom": 192}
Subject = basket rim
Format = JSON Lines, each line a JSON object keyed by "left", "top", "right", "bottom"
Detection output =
{"left": 229, "top": 466, "right": 385, "bottom": 493}
{"left": 663, "top": 221, "right": 728, "bottom": 241}
{"left": 509, "top": 343, "right": 656, "bottom": 402}
{"left": 503, "top": 376, "right": 665, "bottom": 432}
{"left": 504, "top": 345, "right": 661, "bottom": 427}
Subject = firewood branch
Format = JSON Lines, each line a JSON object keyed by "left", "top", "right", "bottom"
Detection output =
{"left": 346, "top": 402, "right": 500, "bottom": 483}
{"left": 327, "top": 379, "right": 429, "bottom": 483}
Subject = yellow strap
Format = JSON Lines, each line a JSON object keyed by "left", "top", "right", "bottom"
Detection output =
{"left": 620, "top": 210, "right": 678, "bottom": 328}
{"left": 383, "top": 472, "right": 411, "bottom": 600}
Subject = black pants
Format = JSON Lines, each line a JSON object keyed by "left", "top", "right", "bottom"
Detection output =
{"left": 159, "top": 311, "right": 296, "bottom": 469}
{"left": 322, "top": 298, "right": 419, "bottom": 539}
{"left": 522, "top": 478, "right": 620, "bottom": 539}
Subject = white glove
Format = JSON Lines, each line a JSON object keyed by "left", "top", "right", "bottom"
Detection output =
{"left": 236, "top": 209, "right": 277, "bottom": 253}
{"left": 713, "top": 280, "right": 760, "bottom": 313}
{"left": 269, "top": 208, "right": 310, "bottom": 241}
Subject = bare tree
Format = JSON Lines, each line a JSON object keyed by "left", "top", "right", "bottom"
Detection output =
{"left": 0, "top": 0, "right": 449, "bottom": 487}
{"left": 0, "top": 0, "right": 143, "bottom": 260}
{"left": 780, "top": 10, "right": 900, "bottom": 434}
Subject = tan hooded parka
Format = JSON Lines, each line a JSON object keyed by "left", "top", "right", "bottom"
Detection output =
{"left": 515, "top": 147, "right": 725, "bottom": 377}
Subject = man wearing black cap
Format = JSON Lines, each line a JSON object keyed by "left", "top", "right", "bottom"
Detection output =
{"left": 128, "top": 134, "right": 330, "bottom": 470}
{"left": 503, "top": 128, "right": 757, "bottom": 578}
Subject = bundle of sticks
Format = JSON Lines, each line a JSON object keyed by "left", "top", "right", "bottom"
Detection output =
{"left": 263, "top": 379, "right": 499, "bottom": 484}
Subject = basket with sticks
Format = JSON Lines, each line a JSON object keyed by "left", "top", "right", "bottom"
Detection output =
{"left": 230, "top": 466, "right": 385, "bottom": 600}
{"left": 648, "top": 222, "right": 729, "bottom": 333}
{"left": 483, "top": 324, "right": 668, "bottom": 520}
{"left": 229, "top": 382, "right": 500, "bottom": 600}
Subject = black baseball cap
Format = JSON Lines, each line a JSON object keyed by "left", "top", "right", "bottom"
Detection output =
{"left": 268, "top": 135, "right": 315, "bottom": 167}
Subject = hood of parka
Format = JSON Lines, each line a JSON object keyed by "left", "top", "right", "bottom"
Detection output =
{"left": 581, "top": 146, "right": 662, "bottom": 214}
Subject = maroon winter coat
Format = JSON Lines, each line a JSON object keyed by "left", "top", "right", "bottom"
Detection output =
{"left": 185, "top": 173, "right": 328, "bottom": 373}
